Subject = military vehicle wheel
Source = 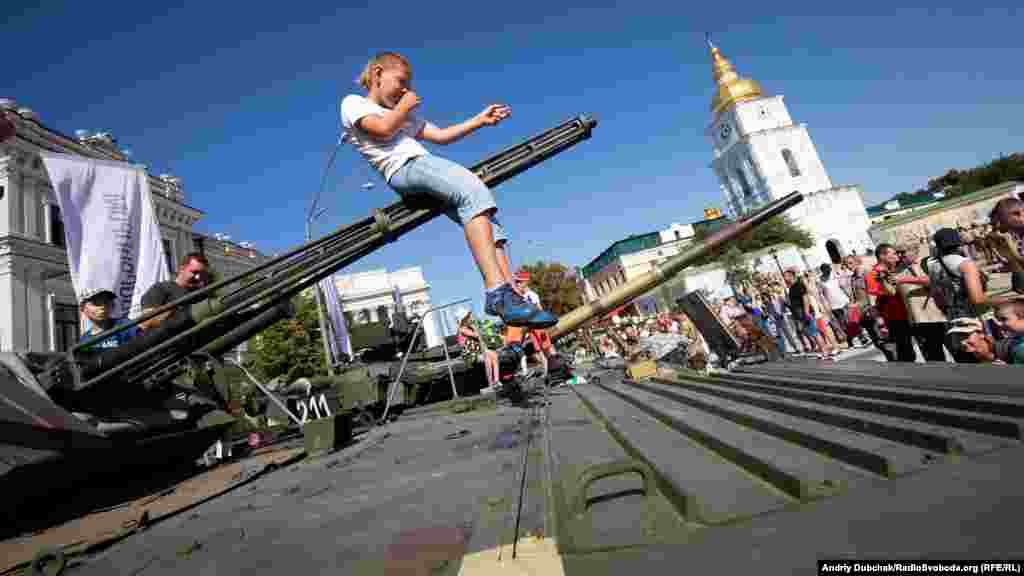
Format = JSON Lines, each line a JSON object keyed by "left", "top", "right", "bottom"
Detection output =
{"left": 354, "top": 410, "right": 375, "bottom": 429}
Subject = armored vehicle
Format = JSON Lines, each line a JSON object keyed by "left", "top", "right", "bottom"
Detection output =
{"left": 0, "top": 113, "right": 599, "bottom": 539}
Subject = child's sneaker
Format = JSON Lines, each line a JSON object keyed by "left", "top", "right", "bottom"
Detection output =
{"left": 484, "top": 284, "right": 557, "bottom": 328}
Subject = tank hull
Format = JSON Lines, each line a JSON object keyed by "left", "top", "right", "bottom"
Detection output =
{"left": 37, "top": 360, "right": 1024, "bottom": 575}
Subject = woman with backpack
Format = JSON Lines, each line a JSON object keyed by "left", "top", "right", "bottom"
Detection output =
{"left": 925, "top": 228, "right": 988, "bottom": 363}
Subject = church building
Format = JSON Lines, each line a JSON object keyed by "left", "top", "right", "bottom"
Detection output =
{"left": 705, "top": 41, "right": 874, "bottom": 267}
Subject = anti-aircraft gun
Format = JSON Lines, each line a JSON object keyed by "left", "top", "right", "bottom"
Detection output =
{"left": 0, "top": 114, "right": 598, "bottom": 529}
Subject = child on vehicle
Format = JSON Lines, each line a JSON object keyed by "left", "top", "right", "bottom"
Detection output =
{"left": 340, "top": 52, "right": 556, "bottom": 328}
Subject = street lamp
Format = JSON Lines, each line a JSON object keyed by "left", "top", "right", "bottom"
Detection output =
{"left": 769, "top": 247, "right": 785, "bottom": 276}
{"left": 305, "top": 196, "right": 335, "bottom": 376}
{"left": 305, "top": 175, "right": 375, "bottom": 376}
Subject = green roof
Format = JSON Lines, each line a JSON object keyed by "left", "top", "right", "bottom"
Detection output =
{"left": 871, "top": 180, "right": 1022, "bottom": 232}
{"left": 581, "top": 231, "right": 660, "bottom": 278}
{"left": 867, "top": 195, "right": 940, "bottom": 215}
{"left": 579, "top": 216, "right": 733, "bottom": 279}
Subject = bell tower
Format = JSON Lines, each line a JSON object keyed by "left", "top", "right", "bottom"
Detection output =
{"left": 705, "top": 38, "right": 874, "bottom": 265}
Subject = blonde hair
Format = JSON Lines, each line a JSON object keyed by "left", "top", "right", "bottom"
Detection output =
{"left": 356, "top": 52, "right": 411, "bottom": 91}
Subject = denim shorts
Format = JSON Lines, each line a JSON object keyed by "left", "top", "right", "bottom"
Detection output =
{"left": 389, "top": 154, "right": 508, "bottom": 244}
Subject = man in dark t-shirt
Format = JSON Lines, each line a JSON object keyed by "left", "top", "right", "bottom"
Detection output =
{"left": 140, "top": 252, "right": 211, "bottom": 331}
{"left": 784, "top": 268, "right": 828, "bottom": 356}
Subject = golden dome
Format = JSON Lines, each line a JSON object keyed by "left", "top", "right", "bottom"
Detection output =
{"left": 708, "top": 39, "right": 763, "bottom": 115}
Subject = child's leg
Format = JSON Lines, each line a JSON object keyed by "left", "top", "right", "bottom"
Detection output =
{"left": 390, "top": 155, "right": 509, "bottom": 289}
{"left": 463, "top": 213, "right": 506, "bottom": 289}
{"left": 388, "top": 155, "right": 554, "bottom": 327}
{"left": 495, "top": 240, "right": 520, "bottom": 295}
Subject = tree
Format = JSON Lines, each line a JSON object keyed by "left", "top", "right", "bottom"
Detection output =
{"left": 519, "top": 261, "right": 582, "bottom": 316}
{"left": 721, "top": 246, "right": 752, "bottom": 292}
{"left": 885, "top": 151, "right": 1024, "bottom": 203}
{"left": 250, "top": 295, "right": 327, "bottom": 383}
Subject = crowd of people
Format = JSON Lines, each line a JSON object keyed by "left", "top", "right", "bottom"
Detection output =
{"left": 589, "top": 311, "right": 710, "bottom": 370}
{"left": 575, "top": 197, "right": 1024, "bottom": 372}
{"left": 714, "top": 198, "right": 1024, "bottom": 366}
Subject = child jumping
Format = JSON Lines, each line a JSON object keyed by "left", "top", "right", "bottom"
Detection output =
{"left": 341, "top": 51, "right": 556, "bottom": 328}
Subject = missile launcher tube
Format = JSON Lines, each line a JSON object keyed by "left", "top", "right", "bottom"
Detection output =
{"left": 548, "top": 191, "right": 805, "bottom": 341}
{"left": 60, "top": 114, "right": 598, "bottom": 393}
{"left": 201, "top": 301, "right": 296, "bottom": 359}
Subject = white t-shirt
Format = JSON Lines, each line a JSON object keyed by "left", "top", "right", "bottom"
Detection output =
{"left": 524, "top": 289, "right": 541, "bottom": 307}
{"left": 340, "top": 94, "right": 429, "bottom": 183}
{"left": 820, "top": 276, "right": 850, "bottom": 310}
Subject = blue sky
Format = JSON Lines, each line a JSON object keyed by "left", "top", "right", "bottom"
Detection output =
{"left": 5, "top": 1, "right": 1023, "bottom": 316}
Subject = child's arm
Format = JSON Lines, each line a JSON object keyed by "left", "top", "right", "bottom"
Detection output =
{"left": 419, "top": 104, "right": 511, "bottom": 145}
{"left": 356, "top": 92, "right": 421, "bottom": 140}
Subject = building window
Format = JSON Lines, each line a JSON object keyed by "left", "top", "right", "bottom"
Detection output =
{"left": 735, "top": 168, "right": 753, "bottom": 198}
{"left": 674, "top": 230, "right": 681, "bottom": 240}
{"left": 49, "top": 205, "right": 65, "bottom": 247}
{"left": 54, "top": 303, "right": 80, "bottom": 352}
{"left": 781, "top": 149, "right": 801, "bottom": 177}
{"left": 162, "top": 239, "right": 175, "bottom": 275}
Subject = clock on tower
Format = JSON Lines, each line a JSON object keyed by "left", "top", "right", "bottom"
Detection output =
{"left": 719, "top": 122, "right": 732, "bottom": 143}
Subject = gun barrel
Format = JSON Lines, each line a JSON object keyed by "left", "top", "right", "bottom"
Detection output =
{"left": 201, "top": 301, "right": 295, "bottom": 358}
{"left": 549, "top": 191, "right": 804, "bottom": 341}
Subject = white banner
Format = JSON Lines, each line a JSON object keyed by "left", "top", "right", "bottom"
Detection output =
{"left": 391, "top": 283, "right": 403, "bottom": 309}
{"left": 41, "top": 152, "right": 169, "bottom": 318}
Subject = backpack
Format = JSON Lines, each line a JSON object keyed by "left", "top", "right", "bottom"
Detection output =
{"left": 925, "top": 255, "right": 985, "bottom": 319}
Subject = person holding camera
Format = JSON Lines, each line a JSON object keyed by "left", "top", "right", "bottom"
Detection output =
{"left": 866, "top": 244, "right": 927, "bottom": 362}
